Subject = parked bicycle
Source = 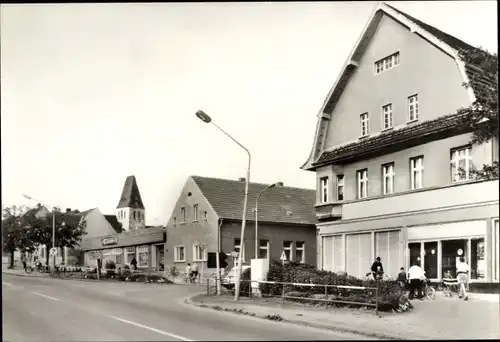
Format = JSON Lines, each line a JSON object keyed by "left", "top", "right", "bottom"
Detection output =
{"left": 421, "top": 278, "right": 436, "bottom": 300}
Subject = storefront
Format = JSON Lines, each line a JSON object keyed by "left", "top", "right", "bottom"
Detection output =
{"left": 407, "top": 220, "right": 495, "bottom": 282}
{"left": 81, "top": 226, "right": 166, "bottom": 271}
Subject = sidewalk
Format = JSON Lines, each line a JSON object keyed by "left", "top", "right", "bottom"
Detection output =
{"left": 2, "top": 266, "right": 49, "bottom": 278}
{"left": 187, "top": 292, "right": 499, "bottom": 340}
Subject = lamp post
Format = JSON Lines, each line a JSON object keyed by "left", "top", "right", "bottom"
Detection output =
{"left": 196, "top": 110, "right": 251, "bottom": 301}
{"left": 23, "top": 194, "right": 56, "bottom": 272}
{"left": 254, "top": 183, "right": 277, "bottom": 258}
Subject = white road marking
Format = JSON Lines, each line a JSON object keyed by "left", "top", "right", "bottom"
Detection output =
{"left": 70, "top": 284, "right": 85, "bottom": 287}
{"left": 110, "top": 316, "right": 194, "bottom": 341}
{"left": 33, "top": 292, "right": 59, "bottom": 301}
{"left": 2, "top": 282, "right": 13, "bottom": 287}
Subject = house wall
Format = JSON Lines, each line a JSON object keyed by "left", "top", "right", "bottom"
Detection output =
{"left": 164, "top": 177, "right": 219, "bottom": 272}
{"left": 221, "top": 221, "right": 317, "bottom": 268}
{"left": 117, "top": 207, "right": 145, "bottom": 231}
{"left": 316, "top": 133, "right": 493, "bottom": 204}
{"left": 323, "top": 13, "right": 471, "bottom": 149}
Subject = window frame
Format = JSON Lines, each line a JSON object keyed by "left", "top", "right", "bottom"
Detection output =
{"left": 451, "top": 146, "right": 472, "bottom": 182}
{"left": 180, "top": 207, "right": 186, "bottom": 224}
{"left": 320, "top": 177, "right": 329, "bottom": 203}
{"left": 408, "top": 94, "right": 419, "bottom": 122}
{"left": 136, "top": 245, "right": 149, "bottom": 268}
{"left": 382, "top": 103, "right": 393, "bottom": 130}
{"left": 360, "top": 113, "right": 370, "bottom": 137}
{"left": 356, "top": 169, "right": 368, "bottom": 199}
{"left": 204, "top": 211, "right": 208, "bottom": 221}
{"left": 410, "top": 156, "right": 424, "bottom": 190}
{"left": 193, "top": 204, "right": 199, "bottom": 222}
{"left": 259, "top": 239, "right": 269, "bottom": 259}
{"left": 193, "top": 244, "right": 207, "bottom": 262}
{"left": 283, "top": 240, "right": 293, "bottom": 262}
{"left": 382, "top": 162, "right": 395, "bottom": 195}
{"left": 174, "top": 245, "right": 186, "bottom": 262}
{"left": 125, "top": 246, "right": 136, "bottom": 264}
{"left": 295, "top": 241, "right": 305, "bottom": 264}
{"left": 336, "top": 175, "right": 344, "bottom": 202}
{"left": 374, "top": 52, "right": 400, "bottom": 75}
{"left": 173, "top": 216, "right": 176, "bottom": 227}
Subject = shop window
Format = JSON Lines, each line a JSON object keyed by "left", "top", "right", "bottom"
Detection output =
{"left": 423, "top": 241, "right": 438, "bottom": 279}
{"left": 259, "top": 240, "right": 269, "bottom": 259}
{"left": 408, "top": 242, "right": 421, "bottom": 267}
{"left": 441, "top": 239, "right": 467, "bottom": 278}
{"left": 137, "top": 246, "right": 149, "bottom": 267}
{"left": 470, "top": 238, "right": 485, "bottom": 280}
{"left": 125, "top": 247, "right": 136, "bottom": 264}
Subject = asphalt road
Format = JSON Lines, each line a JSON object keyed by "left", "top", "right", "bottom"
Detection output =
{"left": 2, "top": 274, "right": 371, "bottom": 341}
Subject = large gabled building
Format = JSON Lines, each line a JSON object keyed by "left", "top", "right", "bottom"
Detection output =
{"left": 301, "top": 3, "right": 498, "bottom": 283}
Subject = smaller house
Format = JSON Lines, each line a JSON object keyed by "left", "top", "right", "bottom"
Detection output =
{"left": 165, "top": 176, "right": 317, "bottom": 277}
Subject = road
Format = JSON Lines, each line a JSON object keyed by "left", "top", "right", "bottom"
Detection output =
{"left": 2, "top": 274, "right": 371, "bottom": 341}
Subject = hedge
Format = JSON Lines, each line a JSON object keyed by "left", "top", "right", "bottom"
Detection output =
{"left": 258, "top": 261, "right": 412, "bottom": 312}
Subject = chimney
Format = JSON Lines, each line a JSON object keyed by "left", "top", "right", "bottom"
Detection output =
{"left": 238, "top": 177, "right": 246, "bottom": 182}
{"left": 66, "top": 208, "right": 71, "bottom": 213}
{"left": 276, "top": 182, "right": 284, "bottom": 187}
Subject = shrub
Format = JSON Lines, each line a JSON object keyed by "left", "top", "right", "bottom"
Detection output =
{"left": 239, "top": 268, "right": 251, "bottom": 297}
{"left": 260, "top": 261, "right": 409, "bottom": 312}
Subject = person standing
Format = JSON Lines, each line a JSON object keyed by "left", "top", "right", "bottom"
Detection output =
{"left": 371, "top": 257, "right": 384, "bottom": 280}
{"left": 191, "top": 262, "right": 199, "bottom": 283}
{"left": 130, "top": 258, "right": 137, "bottom": 271}
{"left": 456, "top": 257, "right": 470, "bottom": 301}
{"left": 21, "top": 253, "right": 27, "bottom": 270}
{"left": 397, "top": 267, "right": 407, "bottom": 290}
{"left": 185, "top": 263, "right": 192, "bottom": 283}
{"left": 408, "top": 261, "right": 423, "bottom": 300}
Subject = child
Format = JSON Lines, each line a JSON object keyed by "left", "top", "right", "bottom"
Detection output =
{"left": 397, "top": 267, "right": 407, "bottom": 289}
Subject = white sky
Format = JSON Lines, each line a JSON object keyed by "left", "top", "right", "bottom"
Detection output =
{"left": 1, "top": 1, "right": 497, "bottom": 225}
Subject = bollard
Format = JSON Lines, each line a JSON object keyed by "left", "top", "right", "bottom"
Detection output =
{"left": 324, "top": 285, "right": 328, "bottom": 309}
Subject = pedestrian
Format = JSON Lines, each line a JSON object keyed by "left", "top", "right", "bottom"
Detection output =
{"left": 185, "top": 263, "right": 192, "bottom": 283}
{"left": 191, "top": 262, "right": 199, "bottom": 283}
{"left": 130, "top": 258, "right": 137, "bottom": 271}
{"left": 21, "top": 253, "right": 27, "bottom": 270}
{"left": 408, "top": 261, "right": 423, "bottom": 300}
{"left": 456, "top": 257, "right": 470, "bottom": 301}
{"left": 371, "top": 257, "right": 384, "bottom": 280}
{"left": 397, "top": 267, "right": 407, "bottom": 290}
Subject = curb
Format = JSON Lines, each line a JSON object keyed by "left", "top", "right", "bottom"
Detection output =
{"left": 184, "top": 294, "right": 405, "bottom": 340}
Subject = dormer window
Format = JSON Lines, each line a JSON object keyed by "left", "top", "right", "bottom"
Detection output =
{"left": 375, "top": 52, "right": 400, "bottom": 74}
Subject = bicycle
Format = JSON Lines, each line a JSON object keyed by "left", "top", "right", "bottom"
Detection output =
{"left": 25, "top": 261, "right": 47, "bottom": 274}
{"left": 422, "top": 278, "right": 436, "bottom": 300}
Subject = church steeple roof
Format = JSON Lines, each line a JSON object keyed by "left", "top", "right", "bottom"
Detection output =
{"left": 117, "top": 175, "right": 145, "bottom": 209}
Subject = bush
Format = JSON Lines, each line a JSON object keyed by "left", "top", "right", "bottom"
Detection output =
{"left": 239, "top": 268, "right": 251, "bottom": 297}
{"left": 259, "top": 261, "right": 409, "bottom": 312}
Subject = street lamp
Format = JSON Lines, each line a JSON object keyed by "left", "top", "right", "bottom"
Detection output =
{"left": 196, "top": 110, "right": 251, "bottom": 301}
{"left": 254, "top": 183, "right": 277, "bottom": 258}
{"left": 23, "top": 194, "right": 56, "bottom": 272}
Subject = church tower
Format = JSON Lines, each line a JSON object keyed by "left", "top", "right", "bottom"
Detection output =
{"left": 116, "top": 175, "right": 145, "bottom": 231}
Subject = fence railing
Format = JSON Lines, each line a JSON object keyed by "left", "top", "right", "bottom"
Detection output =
{"left": 206, "top": 279, "right": 380, "bottom": 316}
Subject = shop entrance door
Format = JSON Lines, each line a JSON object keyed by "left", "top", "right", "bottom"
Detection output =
{"left": 156, "top": 244, "right": 165, "bottom": 271}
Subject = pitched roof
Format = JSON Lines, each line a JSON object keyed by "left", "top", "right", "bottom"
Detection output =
{"left": 191, "top": 176, "right": 317, "bottom": 225}
{"left": 301, "top": 2, "right": 497, "bottom": 171}
{"left": 116, "top": 176, "right": 145, "bottom": 209}
{"left": 104, "top": 215, "right": 122, "bottom": 233}
{"left": 81, "top": 226, "right": 165, "bottom": 251}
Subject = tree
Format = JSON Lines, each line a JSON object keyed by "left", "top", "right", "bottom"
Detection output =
{"left": 1, "top": 205, "right": 29, "bottom": 268}
{"left": 456, "top": 46, "right": 499, "bottom": 180}
{"left": 21, "top": 207, "right": 88, "bottom": 264}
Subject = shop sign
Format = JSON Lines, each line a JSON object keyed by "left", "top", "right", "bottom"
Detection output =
{"left": 89, "top": 250, "right": 103, "bottom": 260}
{"left": 101, "top": 236, "right": 118, "bottom": 246}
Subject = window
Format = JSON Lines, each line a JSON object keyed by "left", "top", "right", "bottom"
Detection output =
{"left": 204, "top": 211, "right": 208, "bottom": 220}
{"left": 410, "top": 156, "right": 424, "bottom": 190}
{"left": 336, "top": 175, "right": 344, "bottom": 201}
{"left": 137, "top": 246, "right": 149, "bottom": 267}
{"left": 173, "top": 217, "right": 176, "bottom": 226}
{"left": 125, "top": 247, "right": 136, "bottom": 264}
{"left": 180, "top": 207, "right": 186, "bottom": 223}
{"left": 283, "top": 241, "right": 292, "bottom": 261}
{"left": 408, "top": 94, "right": 419, "bottom": 121}
{"left": 470, "top": 238, "right": 485, "bottom": 280}
{"left": 134, "top": 211, "right": 137, "bottom": 219}
{"left": 234, "top": 238, "right": 245, "bottom": 263}
{"left": 174, "top": 245, "right": 185, "bottom": 262}
{"left": 374, "top": 52, "right": 400, "bottom": 74}
{"left": 193, "top": 244, "right": 207, "bottom": 261}
{"left": 357, "top": 169, "right": 368, "bottom": 199}
{"left": 382, "top": 163, "right": 395, "bottom": 195}
{"left": 382, "top": 104, "right": 393, "bottom": 130}
{"left": 193, "top": 204, "right": 199, "bottom": 221}
{"left": 259, "top": 240, "right": 269, "bottom": 259}
{"left": 295, "top": 241, "right": 305, "bottom": 263}
{"left": 138, "top": 211, "right": 141, "bottom": 220}
{"left": 320, "top": 177, "right": 329, "bottom": 203}
{"left": 360, "top": 113, "right": 370, "bottom": 137}
{"left": 451, "top": 146, "right": 472, "bottom": 182}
